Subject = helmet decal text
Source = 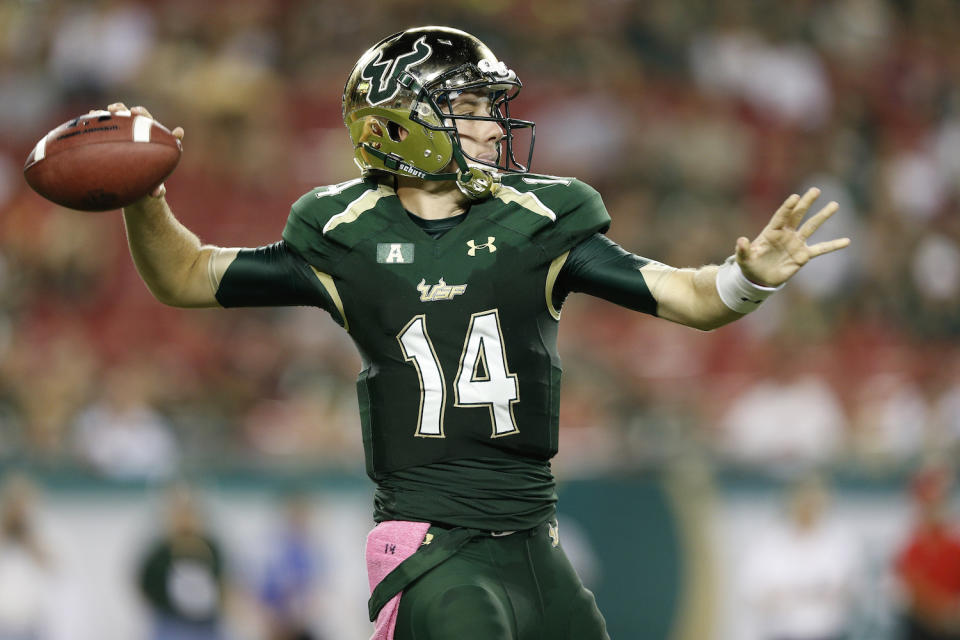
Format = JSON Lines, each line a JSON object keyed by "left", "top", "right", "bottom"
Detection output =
{"left": 360, "top": 36, "right": 433, "bottom": 106}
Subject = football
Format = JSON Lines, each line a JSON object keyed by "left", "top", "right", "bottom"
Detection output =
{"left": 23, "top": 110, "right": 182, "bottom": 211}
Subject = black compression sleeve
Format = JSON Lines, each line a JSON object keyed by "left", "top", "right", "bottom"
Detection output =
{"left": 554, "top": 233, "right": 658, "bottom": 316}
{"left": 215, "top": 241, "right": 337, "bottom": 312}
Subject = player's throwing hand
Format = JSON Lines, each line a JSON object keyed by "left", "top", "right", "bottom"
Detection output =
{"left": 101, "top": 102, "right": 185, "bottom": 198}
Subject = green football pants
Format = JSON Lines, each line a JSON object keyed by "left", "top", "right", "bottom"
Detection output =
{"left": 393, "top": 520, "right": 610, "bottom": 640}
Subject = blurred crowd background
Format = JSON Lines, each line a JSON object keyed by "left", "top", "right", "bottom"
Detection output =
{"left": 0, "top": 0, "right": 959, "bottom": 639}
{"left": 1, "top": 0, "right": 959, "bottom": 477}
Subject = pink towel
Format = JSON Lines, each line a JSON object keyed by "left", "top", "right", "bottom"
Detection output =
{"left": 366, "top": 520, "right": 432, "bottom": 640}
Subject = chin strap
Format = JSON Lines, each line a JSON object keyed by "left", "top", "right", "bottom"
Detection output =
{"left": 455, "top": 166, "right": 497, "bottom": 199}
{"left": 361, "top": 143, "right": 498, "bottom": 200}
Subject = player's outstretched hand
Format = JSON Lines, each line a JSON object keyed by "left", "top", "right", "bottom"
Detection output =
{"left": 736, "top": 187, "right": 850, "bottom": 287}
{"left": 94, "top": 103, "right": 185, "bottom": 198}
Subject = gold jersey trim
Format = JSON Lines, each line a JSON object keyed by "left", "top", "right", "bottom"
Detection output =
{"left": 492, "top": 184, "right": 557, "bottom": 221}
{"left": 322, "top": 184, "right": 393, "bottom": 235}
{"left": 545, "top": 251, "right": 570, "bottom": 320}
{"left": 310, "top": 267, "right": 348, "bottom": 331}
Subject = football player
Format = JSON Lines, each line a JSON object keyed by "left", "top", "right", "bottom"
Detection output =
{"left": 108, "top": 26, "right": 849, "bottom": 640}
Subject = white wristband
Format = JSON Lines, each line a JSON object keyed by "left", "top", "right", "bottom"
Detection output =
{"left": 715, "top": 257, "right": 783, "bottom": 313}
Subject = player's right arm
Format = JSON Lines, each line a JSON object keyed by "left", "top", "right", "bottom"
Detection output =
{"left": 124, "top": 188, "right": 339, "bottom": 312}
{"left": 114, "top": 104, "right": 337, "bottom": 313}
{"left": 122, "top": 189, "right": 234, "bottom": 308}
{"left": 105, "top": 103, "right": 225, "bottom": 307}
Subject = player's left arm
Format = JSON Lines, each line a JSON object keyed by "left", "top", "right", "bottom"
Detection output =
{"left": 646, "top": 187, "right": 848, "bottom": 330}
{"left": 558, "top": 187, "right": 849, "bottom": 330}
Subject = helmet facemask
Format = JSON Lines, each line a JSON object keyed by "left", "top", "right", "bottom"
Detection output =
{"left": 409, "top": 62, "right": 535, "bottom": 176}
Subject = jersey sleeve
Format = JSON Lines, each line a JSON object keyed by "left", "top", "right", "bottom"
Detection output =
{"left": 280, "top": 187, "right": 347, "bottom": 271}
{"left": 492, "top": 176, "right": 611, "bottom": 259}
{"left": 554, "top": 233, "right": 658, "bottom": 316}
{"left": 541, "top": 180, "right": 610, "bottom": 256}
{"left": 281, "top": 178, "right": 396, "bottom": 269}
{"left": 215, "top": 241, "right": 344, "bottom": 325}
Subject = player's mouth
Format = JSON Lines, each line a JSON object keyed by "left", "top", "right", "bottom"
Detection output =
{"left": 473, "top": 151, "right": 498, "bottom": 163}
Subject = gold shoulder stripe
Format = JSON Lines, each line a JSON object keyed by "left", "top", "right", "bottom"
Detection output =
{"left": 322, "top": 184, "right": 392, "bottom": 235}
{"left": 545, "top": 251, "right": 570, "bottom": 320}
{"left": 309, "top": 267, "right": 349, "bottom": 331}
{"left": 494, "top": 184, "right": 557, "bottom": 222}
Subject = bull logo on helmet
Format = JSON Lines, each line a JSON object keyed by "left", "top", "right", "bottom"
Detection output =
{"left": 360, "top": 36, "right": 432, "bottom": 106}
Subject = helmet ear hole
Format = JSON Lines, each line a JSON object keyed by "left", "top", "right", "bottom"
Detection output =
{"left": 386, "top": 121, "right": 407, "bottom": 142}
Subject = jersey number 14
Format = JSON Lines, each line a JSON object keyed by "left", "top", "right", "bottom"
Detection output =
{"left": 397, "top": 309, "right": 520, "bottom": 438}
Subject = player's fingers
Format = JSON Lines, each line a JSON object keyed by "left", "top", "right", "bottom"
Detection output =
{"left": 107, "top": 102, "right": 128, "bottom": 113}
{"left": 807, "top": 237, "right": 851, "bottom": 258}
{"left": 131, "top": 105, "right": 154, "bottom": 119}
{"left": 735, "top": 236, "right": 751, "bottom": 262}
{"left": 788, "top": 187, "right": 821, "bottom": 226}
{"left": 172, "top": 126, "right": 185, "bottom": 140}
{"left": 150, "top": 183, "right": 167, "bottom": 198}
{"left": 768, "top": 193, "right": 800, "bottom": 229}
{"left": 798, "top": 201, "right": 839, "bottom": 240}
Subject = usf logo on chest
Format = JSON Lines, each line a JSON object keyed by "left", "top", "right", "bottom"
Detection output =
{"left": 417, "top": 278, "right": 467, "bottom": 302}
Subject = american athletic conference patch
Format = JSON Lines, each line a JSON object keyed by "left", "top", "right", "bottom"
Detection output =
{"left": 377, "top": 243, "right": 415, "bottom": 264}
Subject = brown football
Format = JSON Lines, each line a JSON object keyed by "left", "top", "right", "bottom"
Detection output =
{"left": 23, "top": 110, "right": 182, "bottom": 211}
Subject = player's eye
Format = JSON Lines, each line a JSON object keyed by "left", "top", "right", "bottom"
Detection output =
{"left": 455, "top": 101, "right": 494, "bottom": 117}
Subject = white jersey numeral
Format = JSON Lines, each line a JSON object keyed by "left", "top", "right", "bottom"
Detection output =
{"left": 397, "top": 315, "right": 446, "bottom": 437}
{"left": 454, "top": 311, "right": 519, "bottom": 436}
{"left": 396, "top": 310, "right": 519, "bottom": 438}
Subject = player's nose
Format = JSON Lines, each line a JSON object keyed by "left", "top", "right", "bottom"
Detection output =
{"left": 480, "top": 118, "right": 504, "bottom": 145}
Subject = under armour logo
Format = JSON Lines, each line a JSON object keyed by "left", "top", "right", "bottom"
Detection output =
{"left": 467, "top": 237, "right": 497, "bottom": 256}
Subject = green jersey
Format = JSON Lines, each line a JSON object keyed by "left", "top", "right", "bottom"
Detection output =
{"left": 217, "top": 173, "right": 653, "bottom": 530}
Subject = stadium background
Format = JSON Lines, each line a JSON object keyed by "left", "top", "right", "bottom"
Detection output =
{"left": 0, "top": 0, "right": 958, "bottom": 638}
